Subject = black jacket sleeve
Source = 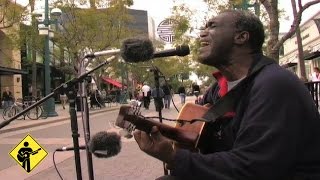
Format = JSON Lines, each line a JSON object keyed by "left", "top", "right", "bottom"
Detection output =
{"left": 171, "top": 64, "right": 320, "bottom": 180}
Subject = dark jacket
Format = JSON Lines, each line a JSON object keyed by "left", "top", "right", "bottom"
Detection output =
{"left": 162, "top": 85, "right": 172, "bottom": 95}
{"left": 178, "top": 86, "right": 186, "bottom": 94}
{"left": 172, "top": 56, "right": 320, "bottom": 180}
{"left": 2, "top": 91, "right": 13, "bottom": 101}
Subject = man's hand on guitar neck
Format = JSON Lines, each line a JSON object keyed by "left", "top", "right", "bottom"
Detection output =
{"left": 133, "top": 126, "right": 176, "bottom": 168}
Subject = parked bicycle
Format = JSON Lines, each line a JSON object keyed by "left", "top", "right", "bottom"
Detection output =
{"left": 2, "top": 96, "right": 46, "bottom": 120}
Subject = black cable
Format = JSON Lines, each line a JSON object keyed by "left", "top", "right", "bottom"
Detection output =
{"left": 53, "top": 150, "right": 64, "bottom": 180}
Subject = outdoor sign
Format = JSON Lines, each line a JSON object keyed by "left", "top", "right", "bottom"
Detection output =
{"left": 157, "top": 19, "right": 175, "bottom": 43}
{"left": 9, "top": 134, "right": 48, "bottom": 173}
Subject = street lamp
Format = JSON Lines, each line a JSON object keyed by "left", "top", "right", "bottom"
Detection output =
{"left": 33, "top": 4, "right": 62, "bottom": 117}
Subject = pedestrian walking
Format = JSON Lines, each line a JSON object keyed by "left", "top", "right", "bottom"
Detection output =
{"left": 141, "top": 83, "right": 151, "bottom": 109}
{"left": 59, "top": 91, "right": 67, "bottom": 109}
{"left": 178, "top": 85, "right": 186, "bottom": 104}
{"left": 2, "top": 87, "right": 14, "bottom": 109}
{"left": 162, "top": 83, "right": 172, "bottom": 109}
{"left": 151, "top": 87, "right": 165, "bottom": 112}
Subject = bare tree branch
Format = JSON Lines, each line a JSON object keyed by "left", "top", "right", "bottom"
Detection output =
{"left": 273, "top": 0, "right": 320, "bottom": 51}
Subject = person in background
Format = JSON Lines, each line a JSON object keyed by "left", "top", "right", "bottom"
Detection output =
{"left": 177, "top": 85, "right": 186, "bottom": 104}
{"left": 311, "top": 67, "right": 320, "bottom": 82}
{"left": 2, "top": 87, "right": 14, "bottom": 109}
{"left": 133, "top": 9, "right": 320, "bottom": 180}
{"left": 151, "top": 87, "right": 165, "bottom": 112}
{"left": 59, "top": 91, "right": 67, "bottom": 110}
{"left": 192, "top": 83, "right": 201, "bottom": 104}
{"left": 141, "top": 82, "right": 151, "bottom": 109}
{"left": 162, "top": 82, "right": 172, "bottom": 109}
{"left": 101, "top": 89, "right": 107, "bottom": 102}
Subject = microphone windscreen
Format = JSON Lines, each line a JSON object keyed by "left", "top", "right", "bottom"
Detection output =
{"left": 121, "top": 38, "right": 154, "bottom": 62}
{"left": 89, "top": 131, "right": 121, "bottom": 158}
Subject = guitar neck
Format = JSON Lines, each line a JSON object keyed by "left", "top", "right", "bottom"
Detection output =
{"left": 124, "top": 114, "right": 200, "bottom": 146}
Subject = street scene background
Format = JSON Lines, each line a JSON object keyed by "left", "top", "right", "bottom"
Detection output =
{"left": 0, "top": 95, "right": 196, "bottom": 180}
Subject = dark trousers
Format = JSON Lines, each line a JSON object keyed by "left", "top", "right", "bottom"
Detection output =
{"left": 154, "top": 97, "right": 164, "bottom": 112}
{"left": 143, "top": 96, "right": 150, "bottom": 109}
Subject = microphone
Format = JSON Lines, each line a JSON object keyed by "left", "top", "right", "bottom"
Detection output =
{"left": 153, "top": 45, "right": 190, "bottom": 59}
{"left": 84, "top": 37, "right": 190, "bottom": 62}
{"left": 120, "top": 38, "right": 154, "bottom": 62}
{"left": 84, "top": 38, "right": 154, "bottom": 59}
{"left": 89, "top": 131, "right": 121, "bottom": 158}
{"left": 56, "top": 145, "right": 86, "bottom": 151}
{"left": 84, "top": 49, "right": 121, "bottom": 58}
{"left": 121, "top": 38, "right": 190, "bottom": 62}
{"left": 55, "top": 131, "right": 121, "bottom": 158}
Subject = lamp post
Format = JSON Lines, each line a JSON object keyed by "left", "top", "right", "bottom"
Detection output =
{"left": 33, "top": 3, "right": 62, "bottom": 117}
{"left": 234, "top": 0, "right": 260, "bottom": 16}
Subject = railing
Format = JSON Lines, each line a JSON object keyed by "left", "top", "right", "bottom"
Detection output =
{"left": 305, "top": 81, "right": 320, "bottom": 109}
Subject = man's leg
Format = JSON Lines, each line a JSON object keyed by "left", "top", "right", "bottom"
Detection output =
{"left": 27, "top": 159, "right": 31, "bottom": 172}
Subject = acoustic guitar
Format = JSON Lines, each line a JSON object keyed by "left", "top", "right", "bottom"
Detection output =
{"left": 115, "top": 103, "right": 209, "bottom": 150}
{"left": 17, "top": 148, "right": 42, "bottom": 163}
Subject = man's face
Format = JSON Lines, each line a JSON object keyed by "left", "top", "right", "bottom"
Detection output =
{"left": 198, "top": 12, "right": 237, "bottom": 66}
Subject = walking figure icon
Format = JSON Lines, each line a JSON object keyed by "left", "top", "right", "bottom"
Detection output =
{"left": 17, "top": 141, "right": 42, "bottom": 172}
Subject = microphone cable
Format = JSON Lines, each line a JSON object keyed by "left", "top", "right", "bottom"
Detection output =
{"left": 53, "top": 150, "right": 64, "bottom": 180}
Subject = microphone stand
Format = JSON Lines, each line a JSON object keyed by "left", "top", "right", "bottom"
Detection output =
{"left": 78, "top": 59, "right": 94, "bottom": 180}
{"left": 151, "top": 66, "right": 163, "bottom": 123}
{"left": 66, "top": 85, "right": 83, "bottom": 180}
{"left": 0, "top": 56, "right": 115, "bottom": 180}
{"left": 151, "top": 66, "right": 168, "bottom": 175}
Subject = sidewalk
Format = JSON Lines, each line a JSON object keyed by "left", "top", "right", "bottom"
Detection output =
{"left": 0, "top": 103, "right": 121, "bottom": 134}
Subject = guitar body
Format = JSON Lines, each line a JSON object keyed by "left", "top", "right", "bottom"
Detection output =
{"left": 116, "top": 103, "right": 211, "bottom": 151}
{"left": 17, "top": 152, "right": 26, "bottom": 162}
{"left": 174, "top": 103, "right": 209, "bottom": 151}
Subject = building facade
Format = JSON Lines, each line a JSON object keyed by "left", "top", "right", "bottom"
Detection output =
{"left": 279, "top": 11, "right": 320, "bottom": 80}
{"left": 0, "top": 24, "right": 25, "bottom": 102}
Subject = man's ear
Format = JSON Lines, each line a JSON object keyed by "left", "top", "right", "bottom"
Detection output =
{"left": 234, "top": 31, "right": 249, "bottom": 45}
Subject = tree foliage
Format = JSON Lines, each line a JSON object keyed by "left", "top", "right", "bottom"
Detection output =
{"left": 0, "top": 0, "right": 26, "bottom": 29}
{"left": 170, "top": 0, "right": 320, "bottom": 82}
{"left": 47, "top": 0, "right": 140, "bottom": 87}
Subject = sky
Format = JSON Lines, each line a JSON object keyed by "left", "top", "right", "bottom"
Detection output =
{"left": 129, "top": 0, "right": 320, "bottom": 33}
{"left": 17, "top": 0, "right": 320, "bottom": 33}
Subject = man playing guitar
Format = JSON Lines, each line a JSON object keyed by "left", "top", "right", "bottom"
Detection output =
{"left": 17, "top": 142, "right": 41, "bottom": 172}
{"left": 133, "top": 10, "right": 320, "bottom": 180}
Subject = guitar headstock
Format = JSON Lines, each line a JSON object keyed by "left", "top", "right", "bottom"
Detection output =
{"left": 115, "top": 105, "right": 139, "bottom": 138}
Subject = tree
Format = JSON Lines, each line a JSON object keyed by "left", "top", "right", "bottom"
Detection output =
{"left": 0, "top": 0, "right": 26, "bottom": 30}
{"left": 47, "top": 0, "right": 138, "bottom": 89}
{"left": 170, "top": 0, "right": 320, "bottom": 81}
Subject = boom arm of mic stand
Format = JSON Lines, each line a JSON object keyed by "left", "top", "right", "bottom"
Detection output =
{"left": 0, "top": 56, "right": 115, "bottom": 130}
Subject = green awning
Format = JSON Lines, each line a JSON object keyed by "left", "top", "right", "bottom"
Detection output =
{"left": 0, "top": 66, "right": 28, "bottom": 75}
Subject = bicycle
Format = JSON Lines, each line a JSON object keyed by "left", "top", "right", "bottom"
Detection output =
{"left": 34, "top": 96, "right": 47, "bottom": 119}
{"left": 2, "top": 98, "right": 43, "bottom": 120}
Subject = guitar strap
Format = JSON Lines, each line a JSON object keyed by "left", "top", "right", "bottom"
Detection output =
{"left": 202, "top": 55, "right": 275, "bottom": 123}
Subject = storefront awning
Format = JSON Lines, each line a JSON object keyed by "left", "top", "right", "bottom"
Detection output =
{"left": 101, "top": 77, "right": 124, "bottom": 88}
{"left": 281, "top": 63, "right": 297, "bottom": 68}
{"left": 0, "top": 66, "right": 28, "bottom": 75}
{"left": 305, "top": 50, "right": 320, "bottom": 60}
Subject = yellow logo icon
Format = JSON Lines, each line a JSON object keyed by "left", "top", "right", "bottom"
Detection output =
{"left": 9, "top": 134, "right": 48, "bottom": 173}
